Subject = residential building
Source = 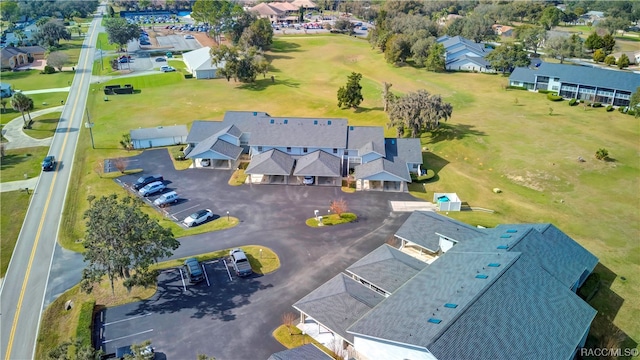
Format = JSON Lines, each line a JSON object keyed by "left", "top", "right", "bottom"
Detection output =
{"left": 0, "top": 45, "right": 45, "bottom": 70}
{"left": 130, "top": 125, "right": 188, "bottom": 149}
{"left": 491, "top": 24, "right": 514, "bottom": 37}
{"left": 268, "top": 344, "right": 332, "bottom": 360}
{"left": 183, "top": 111, "right": 422, "bottom": 191}
{"left": 612, "top": 50, "right": 640, "bottom": 65}
{"left": 436, "top": 35, "right": 494, "bottom": 73}
{"left": 293, "top": 212, "right": 598, "bottom": 360}
{"left": 0, "top": 83, "right": 13, "bottom": 98}
{"left": 248, "top": 2, "right": 298, "bottom": 24}
{"left": 509, "top": 62, "right": 640, "bottom": 106}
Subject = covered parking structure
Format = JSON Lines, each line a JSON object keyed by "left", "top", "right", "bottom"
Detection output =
{"left": 245, "top": 149, "right": 295, "bottom": 184}
{"left": 292, "top": 150, "right": 342, "bottom": 186}
{"left": 184, "top": 136, "right": 243, "bottom": 169}
{"left": 354, "top": 158, "right": 411, "bottom": 192}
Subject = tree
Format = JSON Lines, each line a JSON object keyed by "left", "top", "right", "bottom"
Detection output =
{"left": 515, "top": 25, "right": 546, "bottom": 54}
{"left": 226, "top": 12, "right": 256, "bottom": 45}
{"left": 112, "top": 158, "right": 128, "bottom": 173}
{"left": 13, "top": 29, "right": 26, "bottom": 45}
{"left": 595, "top": 148, "right": 609, "bottom": 161}
{"left": 81, "top": 194, "right": 179, "bottom": 295}
{"left": 281, "top": 312, "right": 297, "bottom": 335}
{"left": 384, "top": 34, "right": 411, "bottom": 64}
{"left": 604, "top": 55, "right": 617, "bottom": 66}
{"left": 10, "top": 92, "right": 33, "bottom": 128}
{"left": 47, "top": 51, "right": 69, "bottom": 71}
{"left": 592, "top": 49, "right": 606, "bottom": 62}
{"left": 461, "top": 14, "right": 493, "bottom": 43}
{"left": 120, "top": 133, "right": 133, "bottom": 150}
{"left": 382, "top": 82, "right": 393, "bottom": 112}
{"left": 410, "top": 37, "right": 434, "bottom": 67}
{"left": 197, "top": 355, "right": 216, "bottom": 360}
{"left": 104, "top": 17, "right": 140, "bottom": 51}
{"left": 387, "top": 90, "right": 453, "bottom": 137}
{"left": 617, "top": 53, "right": 630, "bottom": 69}
{"left": 36, "top": 16, "right": 52, "bottom": 27}
{"left": 192, "top": 0, "right": 243, "bottom": 44}
{"left": 239, "top": 18, "right": 273, "bottom": 50}
{"left": 545, "top": 36, "right": 579, "bottom": 64}
{"left": 126, "top": 340, "right": 153, "bottom": 360}
{"left": 538, "top": 6, "right": 563, "bottom": 30}
{"left": 601, "top": 34, "right": 616, "bottom": 54}
{"left": 584, "top": 32, "right": 603, "bottom": 52}
{"left": 629, "top": 87, "right": 640, "bottom": 118}
{"left": 210, "top": 45, "right": 264, "bottom": 83}
{"left": 0, "top": 99, "right": 7, "bottom": 113}
{"left": 597, "top": 17, "right": 630, "bottom": 36}
{"left": 34, "top": 20, "right": 71, "bottom": 47}
{"left": 329, "top": 198, "right": 348, "bottom": 217}
{"left": 485, "top": 42, "right": 530, "bottom": 74}
{"left": 337, "top": 72, "right": 363, "bottom": 109}
{"left": 47, "top": 339, "right": 102, "bottom": 360}
{"left": 0, "top": 0, "right": 19, "bottom": 22}
{"left": 424, "top": 43, "right": 445, "bottom": 72}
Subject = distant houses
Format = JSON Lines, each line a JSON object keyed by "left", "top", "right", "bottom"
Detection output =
{"left": 436, "top": 35, "right": 494, "bottom": 73}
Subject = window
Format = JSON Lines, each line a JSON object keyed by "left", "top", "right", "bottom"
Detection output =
{"left": 552, "top": 86, "right": 559, "bottom": 91}
{"left": 333, "top": 148, "right": 337, "bottom": 154}
{"left": 257, "top": 146, "right": 263, "bottom": 152}
{"left": 303, "top": 147, "right": 308, "bottom": 153}
{"left": 286, "top": 147, "right": 291, "bottom": 152}
{"left": 327, "top": 120, "right": 332, "bottom": 125}
{"left": 313, "top": 120, "right": 318, "bottom": 125}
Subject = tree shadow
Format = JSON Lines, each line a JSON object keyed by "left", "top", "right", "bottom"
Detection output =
{"left": 237, "top": 78, "right": 300, "bottom": 91}
{"left": 420, "top": 152, "right": 449, "bottom": 183}
{"left": 354, "top": 106, "right": 383, "bottom": 113}
{"left": 0, "top": 153, "right": 32, "bottom": 170}
{"left": 265, "top": 54, "right": 293, "bottom": 61}
{"left": 426, "top": 123, "right": 486, "bottom": 145}
{"left": 270, "top": 41, "right": 302, "bottom": 54}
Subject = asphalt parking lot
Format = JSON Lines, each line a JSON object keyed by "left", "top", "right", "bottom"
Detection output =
{"left": 100, "top": 149, "right": 415, "bottom": 358}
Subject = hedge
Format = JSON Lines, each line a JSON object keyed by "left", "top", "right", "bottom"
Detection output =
{"left": 592, "top": 102, "right": 602, "bottom": 108}
{"left": 606, "top": 105, "right": 613, "bottom": 112}
{"left": 506, "top": 85, "right": 527, "bottom": 90}
{"left": 547, "top": 93, "right": 563, "bottom": 101}
{"left": 569, "top": 98, "right": 578, "bottom": 106}
{"left": 538, "top": 89, "right": 556, "bottom": 94}
{"left": 75, "top": 300, "right": 95, "bottom": 348}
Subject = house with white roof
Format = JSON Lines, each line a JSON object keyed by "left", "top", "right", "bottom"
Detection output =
{"left": 183, "top": 111, "right": 423, "bottom": 191}
{"left": 293, "top": 212, "right": 599, "bottom": 360}
{"left": 182, "top": 47, "right": 223, "bottom": 79}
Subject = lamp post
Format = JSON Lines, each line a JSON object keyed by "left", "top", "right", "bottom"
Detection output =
{"left": 98, "top": 38, "right": 103, "bottom": 70}
{"left": 85, "top": 108, "right": 95, "bottom": 149}
{"left": 226, "top": 211, "right": 229, "bottom": 221}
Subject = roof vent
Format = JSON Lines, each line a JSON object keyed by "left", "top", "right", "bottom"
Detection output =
{"left": 284, "top": 119, "right": 288, "bottom": 124}
{"left": 327, "top": 120, "right": 331, "bottom": 125}
{"left": 350, "top": 126, "right": 354, "bottom": 130}
{"left": 496, "top": 245, "right": 509, "bottom": 250}
{"left": 427, "top": 318, "right": 442, "bottom": 324}
{"left": 506, "top": 229, "right": 517, "bottom": 233}
{"left": 313, "top": 120, "right": 318, "bottom": 125}
{"left": 444, "top": 303, "right": 458, "bottom": 309}
{"left": 391, "top": 139, "right": 395, "bottom": 144}
{"left": 488, "top": 263, "right": 500, "bottom": 267}
{"left": 500, "top": 234, "right": 512, "bottom": 238}
{"left": 270, "top": 119, "right": 274, "bottom": 124}
{"left": 475, "top": 274, "right": 488, "bottom": 279}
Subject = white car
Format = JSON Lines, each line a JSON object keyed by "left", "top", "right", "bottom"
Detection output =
{"left": 138, "top": 181, "right": 165, "bottom": 196}
{"left": 303, "top": 176, "right": 315, "bottom": 185}
{"left": 184, "top": 34, "right": 194, "bottom": 39}
{"left": 183, "top": 209, "right": 214, "bottom": 227}
{"left": 160, "top": 65, "right": 175, "bottom": 72}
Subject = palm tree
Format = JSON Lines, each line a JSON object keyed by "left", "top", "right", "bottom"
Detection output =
{"left": 382, "top": 82, "right": 393, "bottom": 112}
{"left": 10, "top": 92, "right": 33, "bottom": 128}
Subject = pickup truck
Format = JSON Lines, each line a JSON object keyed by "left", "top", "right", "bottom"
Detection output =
{"left": 229, "top": 248, "right": 252, "bottom": 277}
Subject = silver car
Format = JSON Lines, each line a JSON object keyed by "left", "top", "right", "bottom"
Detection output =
{"left": 138, "top": 181, "right": 165, "bottom": 197}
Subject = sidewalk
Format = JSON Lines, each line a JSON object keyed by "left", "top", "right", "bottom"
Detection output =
{"left": 22, "top": 87, "right": 71, "bottom": 95}
{"left": 0, "top": 177, "right": 39, "bottom": 193}
{"left": 1, "top": 106, "right": 62, "bottom": 150}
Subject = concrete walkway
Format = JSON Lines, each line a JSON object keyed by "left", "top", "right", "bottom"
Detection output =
{"left": 1, "top": 106, "right": 63, "bottom": 150}
{"left": 0, "top": 177, "right": 39, "bottom": 192}
{"left": 22, "top": 87, "right": 71, "bottom": 95}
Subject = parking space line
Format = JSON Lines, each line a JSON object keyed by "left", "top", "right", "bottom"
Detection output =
{"left": 104, "top": 313, "right": 151, "bottom": 326}
{"left": 170, "top": 203, "right": 201, "bottom": 217}
{"left": 178, "top": 267, "right": 186, "bottom": 291}
{"left": 202, "top": 263, "right": 210, "bottom": 287}
{"left": 223, "top": 259, "right": 232, "bottom": 281}
{"left": 102, "top": 329, "right": 153, "bottom": 344}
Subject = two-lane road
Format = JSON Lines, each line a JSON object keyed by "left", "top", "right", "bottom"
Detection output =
{"left": 0, "top": 8, "right": 103, "bottom": 360}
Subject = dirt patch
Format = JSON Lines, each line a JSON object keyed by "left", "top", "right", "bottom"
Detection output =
{"left": 505, "top": 170, "right": 571, "bottom": 192}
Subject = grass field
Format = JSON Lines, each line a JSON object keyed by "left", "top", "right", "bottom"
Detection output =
{"left": 60, "top": 34, "right": 639, "bottom": 346}
{"left": 0, "top": 146, "right": 49, "bottom": 181}
{"left": 0, "top": 191, "right": 31, "bottom": 277}
{"left": 96, "top": 32, "right": 118, "bottom": 51}
{"left": 1, "top": 92, "right": 70, "bottom": 125}
{"left": 0, "top": 70, "right": 74, "bottom": 91}
{"left": 23, "top": 111, "right": 61, "bottom": 139}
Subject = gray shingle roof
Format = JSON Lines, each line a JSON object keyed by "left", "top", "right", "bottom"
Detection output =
{"left": 447, "top": 54, "right": 491, "bottom": 68}
{"left": 385, "top": 138, "right": 423, "bottom": 164}
{"left": 245, "top": 149, "right": 294, "bottom": 175}
{"left": 429, "top": 256, "right": 597, "bottom": 360}
{"left": 394, "top": 211, "right": 485, "bottom": 252}
{"left": 347, "top": 251, "right": 521, "bottom": 348}
{"left": 249, "top": 117, "right": 348, "bottom": 148}
{"left": 293, "top": 273, "right": 385, "bottom": 344}
{"left": 347, "top": 126, "right": 385, "bottom": 156}
{"left": 346, "top": 244, "right": 427, "bottom": 294}
{"left": 210, "top": 139, "right": 243, "bottom": 160}
{"left": 130, "top": 125, "right": 188, "bottom": 140}
{"left": 354, "top": 158, "right": 411, "bottom": 182}
{"left": 268, "top": 344, "right": 332, "bottom": 360}
{"left": 509, "top": 62, "right": 640, "bottom": 93}
{"left": 186, "top": 121, "right": 229, "bottom": 143}
{"left": 292, "top": 150, "right": 341, "bottom": 177}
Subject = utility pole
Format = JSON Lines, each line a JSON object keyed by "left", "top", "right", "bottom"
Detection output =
{"left": 98, "top": 38, "right": 103, "bottom": 70}
{"left": 85, "top": 108, "right": 95, "bottom": 149}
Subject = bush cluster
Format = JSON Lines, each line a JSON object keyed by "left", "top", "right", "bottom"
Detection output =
{"left": 592, "top": 102, "right": 602, "bottom": 108}
{"left": 538, "top": 89, "right": 555, "bottom": 94}
{"left": 184, "top": 73, "right": 193, "bottom": 79}
{"left": 41, "top": 65, "right": 56, "bottom": 74}
{"left": 606, "top": 105, "right": 614, "bottom": 112}
{"left": 75, "top": 300, "right": 95, "bottom": 347}
{"left": 569, "top": 98, "right": 578, "bottom": 106}
{"left": 547, "top": 93, "right": 563, "bottom": 101}
{"left": 506, "top": 85, "right": 527, "bottom": 90}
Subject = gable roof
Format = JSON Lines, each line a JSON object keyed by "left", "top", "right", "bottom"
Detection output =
{"left": 269, "top": 2, "right": 299, "bottom": 11}
{"left": 354, "top": 158, "right": 411, "bottom": 182}
{"left": 447, "top": 54, "right": 491, "bottom": 68}
{"left": 346, "top": 244, "right": 427, "bottom": 294}
{"left": 291, "top": 0, "right": 317, "bottom": 8}
{"left": 186, "top": 137, "right": 242, "bottom": 160}
{"left": 394, "top": 211, "right": 486, "bottom": 252}
{"left": 268, "top": 344, "right": 332, "bottom": 360}
{"left": 250, "top": 2, "right": 284, "bottom": 16}
{"left": 347, "top": 126, "right": 385, "bottom": 156}
{"left": 245, "top": 149, "right": 295, "bottom": 175}
{"left": 186, "top": 121, "right": 230, "bottom": 143}
{"left": 248, "top": 116, "right": 348, "bottom": 148}
{"left": 385, "top": 138, "right": 423, "bottom": 164}
{"left": 182, "top": 46, "right": 222, "bottom": 71}
{"left": 429, "top": 255, "right": 597, "bottom": 360}
{"left": 509, "top": 62, "right": 640, "bottom": 93}
{"left": 292, "top": 150, "right": 342, "bottom": 177}
{"left": 130, "top": 125, "right": 188, "bottom": 140}
{"left": 293, "top": 273, "right": 385, "bottom": 344}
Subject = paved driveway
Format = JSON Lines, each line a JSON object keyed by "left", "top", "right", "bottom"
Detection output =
{"left": 101, "top": 149, "right": 415, "bottom": 359}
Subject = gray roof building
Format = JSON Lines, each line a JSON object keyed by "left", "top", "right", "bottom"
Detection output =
{"left": 293, "top": 273, "right": 385, "bottom": 344}
{"left": 248, "top": 116, "right": 348, "bottom": 149}
{"left": 267, "top": 344, "right": 332, "bottom": 360}
{"left": 354, "top": 158, "right": 411, "bottom": 182}
{"left": 245, "top": 149, "right": 295, "bottom": 175}
{"left": 394, "top": 211, "right": 485, "bottom": 252}
{"left": 292, "top": 150, "right": 341, "bottom": 177}
{"left": 347, "top": 126, "right": 385, "bottom": 156}
{"left": 385, "top": 138, "right": 423, "bottom": 164}
{"left": 346, "top": 244, "right": 427, "bottom": 294}
{"left": 130, "top": 125, "right": 188, "bottom": 140}
{"left": 509, "top": 62, "right": 640, "bottom": 93}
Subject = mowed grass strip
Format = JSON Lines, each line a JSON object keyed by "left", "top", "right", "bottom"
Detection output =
{"left": 1, "top": 92, "right": 69, "bottom": 125}
{"left": 0, "top": 146, "right": 49, "bottom": 181}
{"left": 23, "top": 111, "right": 61, "bottom": 139}
{"left": 63, "top": 34, "right": 639, "bottom": 341}
{"left": 0, "top": 191, "right": 31, "bottom": 277}
{"left": 0, "top": 69, "right": 74, "bottom": 91}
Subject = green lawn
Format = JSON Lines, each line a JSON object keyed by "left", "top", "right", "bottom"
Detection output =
{"left": 1, "top": 93, "right": 70, "bottom": 125}
{"left": 0, "top": 146, "right": 49, "bottom": 181}
{"left": 23, "top": 112, "right": 61, "bottom": 139}
{"left": 0, "top": 70, "right": 74, "bottom": 91}
{"left": 92, "top": 57, "right": 120, "bottom": 76}
{"left": 56, "top": 37, "right": 86, "bottom": 65}
{"left": 96, "top": 32, "right": 118, "bottom": 51}
{"left": 0, "top": 191, "right": 32, "bottom": 277}
{"left": 60, "top": 34, "right": 640, "bottom": 345}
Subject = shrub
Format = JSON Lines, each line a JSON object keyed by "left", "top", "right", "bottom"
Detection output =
{"left": 75, "top": 300, "right": 95, "bottom": 347}
{"left": 606, "top": 105, "right": 613, "bottom": 112}
{"left": 592, "top": 102, "right": 602, "bottom": 108}
{"left": 506, "top": 85, "right": 527, "bottom": 90}
{"left": 569, "top": 98, "right": 578, "bottom": 106}
{"left": 538, "top": 89, "right": 555, "bottom": 94}
{"left": 628, "top": 109, "right": 636, "bottom": 116}
{"left": 184, "top": 73, "right": 193, "bottom": 79}
{"left": 547, "top": 93, "right": 563, "bottom": 101}
{"left": 618, "top": 106, "right": 625, "bottom": 113}
{"left": 595, "top": 148, "right": 609, "bottom": 160}
{"left": 41, "top": 65, "right": 56, "bottom": 74}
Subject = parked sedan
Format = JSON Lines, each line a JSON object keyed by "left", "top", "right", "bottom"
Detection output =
{"left": 133, "top": 174, "right": 164, "bottom": 190}
{"left": 138, "top": 181, "right": 165, "bottom": 196}
{"left": 183, "top": 209, "right": 214, "bottom": 227}
{"left": 155, "top": 57, "right": 166, "bottom": 62}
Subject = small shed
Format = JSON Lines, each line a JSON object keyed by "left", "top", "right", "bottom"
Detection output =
{"left": 182, "top": 47, "right": 224, "bottom": 79}
{"left": 433, "top": 192, "right": 462, "bottom": 211}
{"left": 130, "top": 125, "right": 188, "bottom": 149}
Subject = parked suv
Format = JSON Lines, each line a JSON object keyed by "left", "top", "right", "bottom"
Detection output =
{"left": 229, "top": 248, "right": 252, "bottom": 277}
{"left": 133, "top": 174, "right": 164, "bottom": 190}
{"left": 184, "top": 257, "right": 204, "bottom": 283}
{"left": 138, "top": 181, "right": 165, "bottom": 197}
{"left": 153, "top": 191, "right": 179, "bottom": 206}
{"left": 42, "top": 155, "right": 56, "bottom": 171}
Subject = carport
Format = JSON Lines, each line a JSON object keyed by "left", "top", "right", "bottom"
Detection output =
{"left": 185, "top": 137, "right": 243, "bottom": 169}
{"left": 292, "top": 150, "right": 342, "bottom": 186}
{"left": 354, "top": 158, "right": 411, "bottom": 192}
{"left": 245, "top": 149, "right": 295, "bottom": 184}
